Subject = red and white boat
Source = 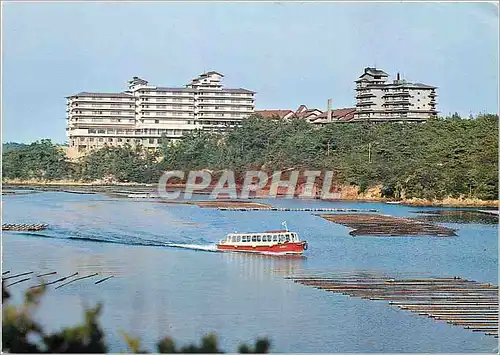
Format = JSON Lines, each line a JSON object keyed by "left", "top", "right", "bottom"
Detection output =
{"left": 216, "top": 223, "right": 308, "bottom": 255}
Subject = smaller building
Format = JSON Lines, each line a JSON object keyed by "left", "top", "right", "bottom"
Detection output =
{"left": 256, "top": 105, "right": 356, "bottom": 125}
{"left": 254, "top": 110, "right": 295, "bottom": 120}
{"left": 310, "top": 107, "right": 357, "bottom": 125}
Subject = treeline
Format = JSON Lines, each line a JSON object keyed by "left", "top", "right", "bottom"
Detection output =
{"left": 2, "top": 114, "right": 498, "bottom": 200}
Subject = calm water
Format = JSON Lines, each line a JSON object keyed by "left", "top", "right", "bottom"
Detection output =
{"left": 2, "top": 192, "right": 498, "bottom": 353}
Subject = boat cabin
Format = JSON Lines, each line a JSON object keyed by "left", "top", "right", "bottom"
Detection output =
{"left": 220, "top": 230, "right": 300, "bottom": 245}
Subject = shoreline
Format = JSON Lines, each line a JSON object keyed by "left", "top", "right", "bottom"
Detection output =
{"left": 2, "top": 181, "right": 498, "bottom": 208}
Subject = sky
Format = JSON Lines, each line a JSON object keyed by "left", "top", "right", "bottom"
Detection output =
{"left": 1, "top": 1, "right": 499, "bottom": 143}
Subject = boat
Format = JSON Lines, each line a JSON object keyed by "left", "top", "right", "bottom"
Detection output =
{"left": 216, "top": 222, "right": 307, "bottom": 255}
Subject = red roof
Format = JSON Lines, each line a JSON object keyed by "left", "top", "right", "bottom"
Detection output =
{"left": 295, "top": 109, "right": 322, "bottom": 119}
{"left": 317, "top": 107, "right": 356, "bottom": 121}
{"left": 255, "top": 110, "right": 294, "bottom": 119}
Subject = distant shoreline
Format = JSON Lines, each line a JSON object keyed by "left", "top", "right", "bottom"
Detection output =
{"left": 3, "top": 181, "right": 498, "bottom": 208}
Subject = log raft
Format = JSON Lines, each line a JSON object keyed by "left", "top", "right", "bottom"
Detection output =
{"left": 2, "top": 223, "right": 48, "bottom": 231}
{"left": 316, "top": 214, "right": 457, "bottom": 237}
{"left": 287, "top": 273, "right": 498, "bottom": 337}
{"left": 218, "top": 207, "right": 379, "bottom": 212}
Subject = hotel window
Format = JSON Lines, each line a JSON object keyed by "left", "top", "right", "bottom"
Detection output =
{"left": 155, "top": 120, "right": 159, "bottom": 123}
{"left": 149, "top": 138, "right": 155, "bottom": 144}
{"left": 118, "top": 138, "right": 122, "bottom": 142}
{"left": 108, "top": 138, "right": 113, "bottom": 142}
{"left": 89, "top": 138, "right": 94, "bottom": 142}
{"left": 98, "top": 138, "right": 103, "bottom": 142}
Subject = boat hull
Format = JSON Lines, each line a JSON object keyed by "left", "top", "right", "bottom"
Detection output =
{"left": 216, "top": 241, "right": 307, "bottom": 255}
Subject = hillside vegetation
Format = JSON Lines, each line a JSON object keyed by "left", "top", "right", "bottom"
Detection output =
{"left": 2, "top": 114, "right": 498, "bottom": 201}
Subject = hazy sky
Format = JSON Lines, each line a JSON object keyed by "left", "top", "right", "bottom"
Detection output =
{"left": 2, "top": 2, "right": 498, "bottom": 143}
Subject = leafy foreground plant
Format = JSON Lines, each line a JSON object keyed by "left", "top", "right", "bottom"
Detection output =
{"left": 2, "top": 284, "right": 270, "bottom": 353}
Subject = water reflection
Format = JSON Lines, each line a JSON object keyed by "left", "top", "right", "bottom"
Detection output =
{"left": 221, "top": 252, "right": 306, "bottom": 279}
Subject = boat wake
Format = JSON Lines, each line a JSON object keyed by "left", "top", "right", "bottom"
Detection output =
{"left": 5, "top": 230, "right": 219, "bottom": 253}
{"left": 166, "top": 243, "right": 219, "bottom": 252}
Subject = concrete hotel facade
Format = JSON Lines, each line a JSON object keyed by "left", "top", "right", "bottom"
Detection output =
{"left": 354, "top": 67, "right": 438, "bottom": 122}
{"left": 66, "top": 72, "right": 255, "bottom": 153}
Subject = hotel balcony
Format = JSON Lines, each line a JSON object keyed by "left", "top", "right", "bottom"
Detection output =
{"left": 384, "top": 99, "right": 410, "bottom": 105}
{"left": 140, "top": 106, "right": 194, "bottom": 112}
{"left": 70, "top": 97, "right": 135, "bottom": 104}
{"left": 383, "top": 92, "right": 411, "bottom": 98}
{"left": 356, "top": 92, "right": 376, "bottom": 99}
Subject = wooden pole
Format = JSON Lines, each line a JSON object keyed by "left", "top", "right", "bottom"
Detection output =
{"left": 3, "top": 271, "right": 34, "bottom": 280}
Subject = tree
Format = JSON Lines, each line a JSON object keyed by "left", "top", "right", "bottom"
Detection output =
{"left": 2, "top": 283, "right": 270, "bottom": 353}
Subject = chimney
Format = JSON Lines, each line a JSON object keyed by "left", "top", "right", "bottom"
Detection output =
{"left": 327, "top": 99, "right": 332, "bottom": 122}
{"left": 397, "top": 72, "right": 400, "bottom": 81}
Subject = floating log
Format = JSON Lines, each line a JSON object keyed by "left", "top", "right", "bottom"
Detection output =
{"left": 37, "top": 271, "right": 57, "bottom": 277}
{"left": 62, "top": 190, "right": 96, "bottom": 195}
{"left": 5, "top": 277, "right": 31, "bottom": 288}
{"left": 2, "top": 271, "right": 10, "bottom": 275}
{"left": 95, "top": 275, "right": 114, "bottom": 284}
{"left": 55, "top": 273, "right": 99, "bottom": 289}
{"left": 2, "top": 223, "right": 48, "bottom": 232}
{"left": 29, "top": 272, "right": 78, "bottom": 289}
{"left": 3, "top": 271, "right": 34, "bottom": 280}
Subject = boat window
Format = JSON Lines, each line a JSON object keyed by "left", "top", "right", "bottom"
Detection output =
{"left": 252, "top": 235, "right": 257, "bottom": 242}
{"left": 279, "top": 234, "right": 285, "bottom": 242}
{"left": 236, "top": 236, "right": 241, "bottom": 243}
{"left": 263, "top": 235, "right": 268, "bottom": 242}
{"left": 273, "top": 235, "right": 278, "bottom": 242}
{"left": 257, "top": 235, "right": 261, "bottom": 242}
{"left": 242, "top": 236, "right": 247, "bottom": 242}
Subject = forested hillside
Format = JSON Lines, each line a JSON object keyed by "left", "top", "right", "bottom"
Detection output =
{"left": 2, "top": 114, "right": 498, "bottom": 200}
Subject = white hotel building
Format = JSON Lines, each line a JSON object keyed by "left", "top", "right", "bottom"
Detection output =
{"left": 354, "top": 67, "right": 438, "bottom": 122}
{"left": 66, "top": 72, "right": 255, "bottom": 153}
